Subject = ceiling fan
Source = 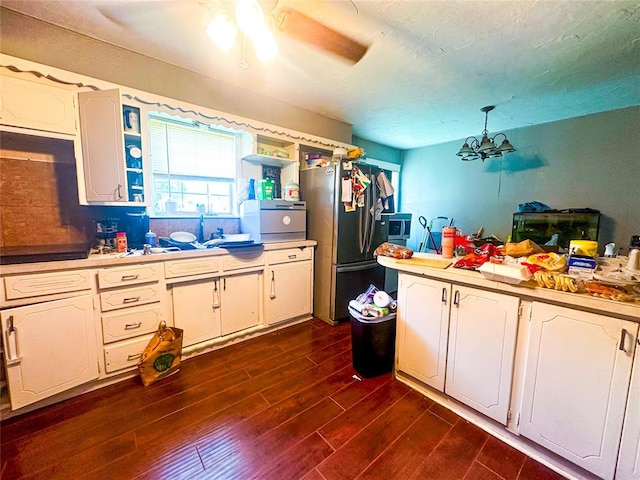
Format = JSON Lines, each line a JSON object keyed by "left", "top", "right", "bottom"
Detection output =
{"left": 205, "top": 0, "right": 370, "bottom": 64}
{"left": 270, "top": 5, "right": 369, "bottom": 64}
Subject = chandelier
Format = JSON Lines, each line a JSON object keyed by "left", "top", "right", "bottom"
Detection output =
{"left": 206, "top": 0, "right": 278, "bottom": 65}
{"left": 456, "top": 106, "right": 516, "bottom": 161}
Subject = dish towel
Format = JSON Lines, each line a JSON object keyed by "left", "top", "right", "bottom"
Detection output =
{"left": 376, "top": 171, "right": 394, "bottom": 210}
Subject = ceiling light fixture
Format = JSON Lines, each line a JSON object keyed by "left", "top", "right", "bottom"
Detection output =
{"left": 206, "top": 0, "right": 278, "bottom": 64}
{"left": 456, "top": 106, "right": 516, "bottom": 161}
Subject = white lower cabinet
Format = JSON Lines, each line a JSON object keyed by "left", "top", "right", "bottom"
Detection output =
{"left": 0, "top": 295, "right": 98, "bottom": 410}
{"left": 396, "top": 273, "right": 450, "bottom": 391}
{"left": 396, "top": 275, "right": 519, "bottom": 425}
{"left": 519, "top": 302, "right": 638, "bottom": 480}
{"left": 617, "top": 337, "right": 640, "bottom": 480}
{"left": 445, "top": 286, "right": 519, "bottom": 425}
{"left": 266, "top": 260, "right": 312, "bottom": 325}
{"left": 172, "top": 271, "right": 261, "bottom": 347}
{"left": 172, "top": 279, "right": 222, "bottom": 348}
{"left": 220, "top": 272, "right": 261, "bottom": 336}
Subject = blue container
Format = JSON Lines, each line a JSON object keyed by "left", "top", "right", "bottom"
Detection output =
{"left": 144, "top": 230, "right": 157, "bottom": 247}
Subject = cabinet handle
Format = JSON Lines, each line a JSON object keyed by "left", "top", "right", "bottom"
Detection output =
{"left": 127, "top": 353, "right": 141, "bottom": 361}
{"left": 441, "top": 287, "right": 447, "bottom": 304}
{"left": 212, "top": 280, "right": 220, "bottom": 309}
{"left": 270, "top": 271, "right": 276, "bottom": 299}
{"left": 453, "top": 290, "right": 460, "bottom": 306}
{"left": 122, "top": 297, "right": 140, "bottom": 304}
{"left": 223, "top": 278, "right": 226, "bottom": 291}
{"left": 619, "top": 329, "right": 628, "bottom": 353}
{"left": 117, "top": 184, "right": 123, "bottom": 199}
{"left": 121, "top": 274, "right": 139, "bottom": 281}
{"left": 288, "top": 254, "right": 297, "bottom": 259}
{"left": 4, "top": 315, "right": 21, "bottom": 366}
{"left": 124, "top": 322, "right": 142, "bottom": 329}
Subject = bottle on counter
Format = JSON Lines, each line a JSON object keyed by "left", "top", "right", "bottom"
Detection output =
{"left": 145, "top": 230, "right": 157, "bottom": 247}
{"left": 116, "top": 232, "right": 128, "bottom": 253}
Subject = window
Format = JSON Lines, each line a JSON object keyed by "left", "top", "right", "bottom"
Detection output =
{"left": 148, "top": 115, "right": 240, "bottom": 216}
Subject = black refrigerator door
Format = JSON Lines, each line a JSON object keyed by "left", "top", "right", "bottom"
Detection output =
{"left": 335, "top": 164, "right": 389, "bottom": 264}
{"left": 332, "top": 260, "right": 386, "bottom": 321}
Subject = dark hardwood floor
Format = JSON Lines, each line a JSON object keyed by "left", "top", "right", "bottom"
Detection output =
{"left": 1, "top": 318, "right": 568, "bottom": 480}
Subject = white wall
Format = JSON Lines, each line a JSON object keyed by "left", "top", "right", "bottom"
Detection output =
{"left": 400, "top": 106, "right": 640, "bottom": 254}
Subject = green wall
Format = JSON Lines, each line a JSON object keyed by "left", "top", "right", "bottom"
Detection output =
{"left": 400, "top": 106, "right": 640, "bottom": 254}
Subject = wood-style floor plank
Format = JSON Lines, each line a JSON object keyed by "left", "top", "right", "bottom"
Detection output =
{"left": 0, "top": 318, "right": 569, "bottom": 480}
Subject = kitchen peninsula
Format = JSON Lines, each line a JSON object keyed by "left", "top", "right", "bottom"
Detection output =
{"left": 378, "top": 253, "right": 639, "bottom": 480}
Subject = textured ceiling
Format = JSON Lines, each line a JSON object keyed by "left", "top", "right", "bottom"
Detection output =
{"left": 2, "top": 0, "right": 639, "bottom": 149}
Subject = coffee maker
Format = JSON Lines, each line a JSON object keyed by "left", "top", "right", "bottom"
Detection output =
{"left": 95, "top": 218, "right": 120, "bottom": 249}
{"left": 122, "top": 212, "right": 149, "bottom": 249}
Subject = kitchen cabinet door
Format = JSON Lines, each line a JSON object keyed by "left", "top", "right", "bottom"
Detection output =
{"left": 0, "top": 72, "right": 77, "bottom": 136}
{"left": 519, "top": 302, "right": 637, "bottom": 480}
{"left": 445, "top": 286, "right": 519, "bottom": 425}
{"left": 396, "top": 273, "right": 450, "bottom": 391}
{"left": 172, "top": 279, "right": 221, "bottom": 348}
{"left": 220, "top": 272, "right": 261, "bottom": 336}
{"left": 617, "top": 337, "right": 640, "bottom": 480}
{"left": 266, "top": 261, "right": 312, "bottom": 325}
{"left": 78, "top": 88, "right": 127, "bottom": 203}
{"left": 0, "top": 295, "right": 98, "bottom": 410}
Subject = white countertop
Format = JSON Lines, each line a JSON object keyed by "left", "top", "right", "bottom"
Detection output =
{"left": 0, "top": 240, "right": 317, "bottom": 275}
{"left": 378, "top": 252, "right": 640, "bottom": 322}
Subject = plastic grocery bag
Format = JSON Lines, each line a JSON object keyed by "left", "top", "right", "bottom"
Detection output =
{"left": 137, "top": 321, "right": 183, "bottom": 387}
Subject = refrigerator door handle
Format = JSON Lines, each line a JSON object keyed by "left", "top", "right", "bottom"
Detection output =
{"left": 336, "top": 261, "right": 379, "bottom": 273}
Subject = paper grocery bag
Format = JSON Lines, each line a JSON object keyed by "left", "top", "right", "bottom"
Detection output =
{"left": 137, "top": 321, "right": 183, "bottom": 387}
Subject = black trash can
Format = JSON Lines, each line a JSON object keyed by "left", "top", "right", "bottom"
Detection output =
{"left": 349, "top": 307, "right": 397, "bottom": 378}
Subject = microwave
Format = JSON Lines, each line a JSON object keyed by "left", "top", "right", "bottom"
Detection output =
{"left": 388, "top": 213, "right": 412, "bottom": 242}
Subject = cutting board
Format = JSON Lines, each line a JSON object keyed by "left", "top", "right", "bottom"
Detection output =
{"left": 395, "top": 257, "right": 452, "bottom": 269}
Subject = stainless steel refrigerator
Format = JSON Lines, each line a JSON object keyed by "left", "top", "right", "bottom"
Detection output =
{"left": 300, "top": 161, "right": 390, "bottom": 325}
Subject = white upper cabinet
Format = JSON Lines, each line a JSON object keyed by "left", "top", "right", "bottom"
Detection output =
{"left": 78, "top": 89, "right": 127, "bottom": 203}
{"left": 0, "top": 71, "right": 77, "bottom": 136}
{"left": 519, "top": 302, "right": 638, "bottom": 480}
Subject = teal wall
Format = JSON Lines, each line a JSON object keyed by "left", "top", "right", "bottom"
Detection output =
{"left": 352, "top": 135, "right": 402, "bottom": 165}
{"left": 400, "top": 106, "right": 640, "bottom": 254}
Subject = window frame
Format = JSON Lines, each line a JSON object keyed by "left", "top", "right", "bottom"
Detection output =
{"left": 146, "top": 111, "right": 245, "bottom": 217}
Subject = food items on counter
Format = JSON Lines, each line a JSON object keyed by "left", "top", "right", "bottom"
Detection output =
{"left": 504, "top": 239, "right": 544, "bottom": 257}
{"left": 524, "top": 252, "right": 566, "bottom": 272}
{"left": 533, "top": 271, "right": 581, "bottom": 292}
{"left": 585, "top": 281, "right": 640, "bottom": 302}
{"left": 374, "top": 242, "right": 414, "bottom": 259}
{"left": 453, "top": 243, "right": 502, "bottom": 269}
{"left": 478, "top": 262, "right": 532, "bottom": 284}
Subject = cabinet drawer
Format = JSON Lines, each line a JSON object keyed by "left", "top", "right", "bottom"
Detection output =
{"left": 3, "top": 270, "right": 92, "bottom": 300}
{"left": 164, "top": 257, "right": 220, "bottom": 279}
{"left": 98, "top": 263, "right": 162, "bottom": 289}
{"left": 100, "top": 285, "right": 162, "bottom": 312}
{"left": 222, "top": 252, "right": 265, "bottom": 271}
{"left": 102, "top": 304, "right": 163, "bottom": 343}
{"left": 268, "top": 247, "right": 312, "bottom": 265}
{"left": 104, "top": 334, "right": 154, "bottom": 373}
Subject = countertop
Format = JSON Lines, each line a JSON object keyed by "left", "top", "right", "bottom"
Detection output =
{"left": 378, "top": 252, "right": 640, "bottom": 322}
{"left": 0, "top": 240, "right": 317, "bottom": 275}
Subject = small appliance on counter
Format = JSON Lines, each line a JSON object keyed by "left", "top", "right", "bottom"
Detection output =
{"left": 385, "top": 212, "right": 412, "bottom": 294}
{"left": 121, "top": 211, "right": 150, "bottom": 249}
{"left": 240, "top": 199, "right": 306, "bottom": 243}
{"left": 95, "top": 218, "right": 120, "bottom": 249}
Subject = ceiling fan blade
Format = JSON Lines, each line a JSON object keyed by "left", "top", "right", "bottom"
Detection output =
{"left": 273, "top": 7, "right": 368, "bottom": 64}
